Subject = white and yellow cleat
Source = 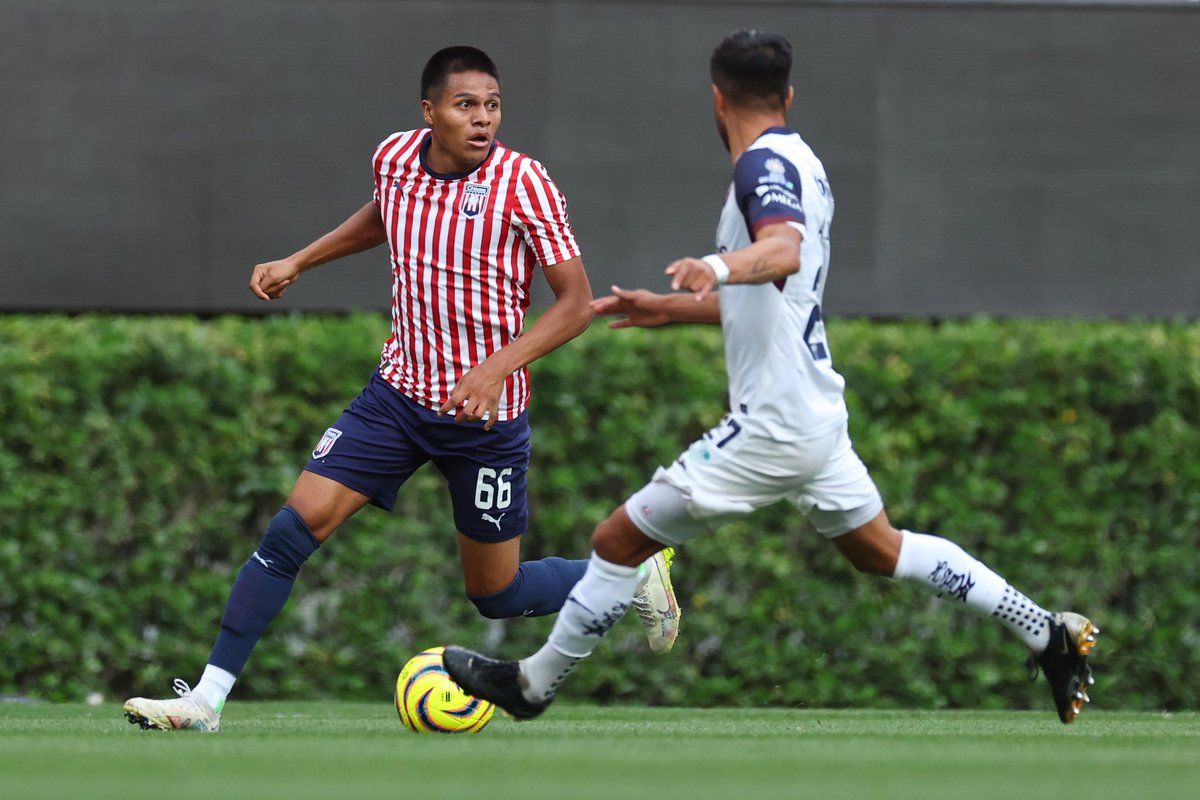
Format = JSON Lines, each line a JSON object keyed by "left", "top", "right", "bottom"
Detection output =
{"left": 633, "top": 547, "right": 681, "bottom": 655}
{"left": 124, "top": 679, "right": 221, "bottom": 732}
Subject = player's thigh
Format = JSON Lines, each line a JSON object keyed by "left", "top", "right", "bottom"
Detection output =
{"left": 789, "top": 428, "right": 884, "bottom": 538}
{"left": 432, "top": 413, "right": 531, "bottom": 544}
{"left": 301, "top": 375, "right": 431, "bottom": 529}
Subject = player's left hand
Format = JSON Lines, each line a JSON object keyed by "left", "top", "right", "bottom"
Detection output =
{"left": 438, "top": 363, "right": 507, "bottom": 430}
{"left": 250, "top": 258, "right": 301, "bottom": 301}
{"left": 666, "top": 257, "right": 720, "bottom": 301}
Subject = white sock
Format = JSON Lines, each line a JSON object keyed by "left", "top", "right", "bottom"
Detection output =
{"left": 519, "top": 642, "right": 582, "bottom": 704}
{"left": 521, "top": 552, "right": 640, "bottom": 702}
{"left": 892, "top": 530, "right": 1051, "bottom": 651}
{"left": 194, "top": 664, "right": 236, "bottom": 713}
{"left": 990, "top": 584, "right": 1054, "bottom": 652}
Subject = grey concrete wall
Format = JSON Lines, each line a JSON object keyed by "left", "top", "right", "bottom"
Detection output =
{"left": 2, "top": 0, "right": 1197, "bottom": 316}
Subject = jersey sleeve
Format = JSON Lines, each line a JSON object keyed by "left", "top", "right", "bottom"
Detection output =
{"left": 372, "top": 132, "right": 403, "bottom": 206}
{"left": 512, "top": 159, "right": 581, "bottom": 267}
{"left": 733, "top": 148, "right": 806, "bottom": 237}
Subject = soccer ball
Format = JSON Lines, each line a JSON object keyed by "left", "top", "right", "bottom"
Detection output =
{"left": 394, "top": 646, "right": 495, "bottom": 733}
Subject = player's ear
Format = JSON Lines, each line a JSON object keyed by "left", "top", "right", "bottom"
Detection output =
{"left": 420, "top": 98, "right": 434, "bottom": 127}
{"left": 784, "top": 86, "right": 795, "bottom": 111}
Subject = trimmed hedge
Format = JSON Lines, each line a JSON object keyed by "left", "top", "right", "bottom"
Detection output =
{"left": 1, "top": 314, "right": 1197, "bottom": 712}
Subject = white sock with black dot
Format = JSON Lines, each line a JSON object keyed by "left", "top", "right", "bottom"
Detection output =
{"left": 991, "top": 584, "right": 1053, "bottom": 652}
{"left": 892, "top": 530, "right": 1051, "bottom": 652}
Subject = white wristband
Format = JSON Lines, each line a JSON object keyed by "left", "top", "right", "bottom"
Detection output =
{"left": 702, "top": 254, "right": 731, "bottom": 286}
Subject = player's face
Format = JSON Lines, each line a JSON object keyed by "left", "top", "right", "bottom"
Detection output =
{"left": 714, "top": 111, "right": 730, "bottom": 152}
{"left": 712, "top": 84, "right": 731, "bottom": 152}
{"left": 422, "top": 70, "right": 502, "bottom": 173}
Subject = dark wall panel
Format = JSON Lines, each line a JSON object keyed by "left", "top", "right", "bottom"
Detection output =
{"left": 1, "top": 1, "right": 1196, "bottom": 316}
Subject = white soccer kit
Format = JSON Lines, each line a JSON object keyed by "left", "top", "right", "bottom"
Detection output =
{"left": 718, "top": 128, "right": 846, "bottom": 443}
{"left": 627, "top": 127, "right": 883, "bottom": 544}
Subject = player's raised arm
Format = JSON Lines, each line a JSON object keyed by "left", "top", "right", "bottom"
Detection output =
{"left": 666, "top": 222, "right": 801, "bottom": 302}
{"left": 249, "top": 201, "right": 388, "bottom": 301}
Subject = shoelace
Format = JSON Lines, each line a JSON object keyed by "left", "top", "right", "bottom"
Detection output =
{"left": 631, "top": 563, "right": 655, "bottom": 615}
{"left": 171, "top": 678, "right": 195, "bottom": 699}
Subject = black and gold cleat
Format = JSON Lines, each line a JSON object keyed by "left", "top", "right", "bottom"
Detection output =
{"left": 1029, "top": 612, "right": 1099, "bottom": 724}
{"left": 443, "top": 646, "right": 553, "bottom": 721}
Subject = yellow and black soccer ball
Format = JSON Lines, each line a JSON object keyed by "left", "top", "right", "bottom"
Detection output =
{"left": 394, "top": 646, "right": 495, "bottom": 734}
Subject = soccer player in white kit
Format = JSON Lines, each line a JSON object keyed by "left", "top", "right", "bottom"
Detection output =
{"left": 445, "top": 30, "right": 1098, "bottom": 724}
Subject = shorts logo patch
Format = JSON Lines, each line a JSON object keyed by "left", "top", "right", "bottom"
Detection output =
{"left": 312, "top": 427, "right": 343, "bottom": 459}
{"left": 460, "top": 183, "right": 490, "bottom": 218}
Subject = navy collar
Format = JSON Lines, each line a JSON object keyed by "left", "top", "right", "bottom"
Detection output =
{"left": 733, "top": 125, "right": 797, "bottom": 166}
{"left": 419, "top": 132, "right": 497, "bottom": 180}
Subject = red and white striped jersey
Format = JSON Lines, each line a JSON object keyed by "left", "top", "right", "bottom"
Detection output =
{"left": 371, "top": 129, "right": 581, "bottom": 420}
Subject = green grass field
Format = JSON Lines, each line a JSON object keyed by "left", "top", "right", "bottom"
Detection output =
{"left": 2, "top": 702, "right": 1197, "bottom": 800}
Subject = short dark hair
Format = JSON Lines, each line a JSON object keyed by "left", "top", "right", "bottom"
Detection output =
{"left": 710, "top": 30, "right": 792, "bottom": 110}
{"left": 421, "top": 46, "right": 501, "bottom": 101}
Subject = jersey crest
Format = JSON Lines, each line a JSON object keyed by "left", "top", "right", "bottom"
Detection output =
{"left": 460, "top": 182, "right": 491, "bottom": 218}
{"left": 762, "top": 157, "right": 790, "bottom": 184}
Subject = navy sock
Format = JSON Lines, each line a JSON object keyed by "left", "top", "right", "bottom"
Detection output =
{"left": 207, "top": 507, "right": 319, "bottom": 676}
{"left": 469, "top": 557, "right": 588, "bottom": 619}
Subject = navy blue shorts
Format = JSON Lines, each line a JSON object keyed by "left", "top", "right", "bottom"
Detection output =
{"left": 304, "top": 373, "right": 530, "bottom": 542}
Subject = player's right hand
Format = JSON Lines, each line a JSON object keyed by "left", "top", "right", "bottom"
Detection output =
{"left": 250, "top": 259, "right": 302, "bottom": 301}
{"left": 590, "top": 285, "right": 671, "bottom": 329}
{"left": 666, "top": 257, "right": 720, "bottom": 301}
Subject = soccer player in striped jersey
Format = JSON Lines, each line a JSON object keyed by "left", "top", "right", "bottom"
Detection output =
{"left": 123, "top": 46, "right": 678, "bottom": 733}
{"left": 444, "top": 31, "right": 1097, "bottom": 725}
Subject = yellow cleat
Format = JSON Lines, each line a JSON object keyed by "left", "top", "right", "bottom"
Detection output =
{"left": 633, "top": 547, "right": 681, "bottom": 655}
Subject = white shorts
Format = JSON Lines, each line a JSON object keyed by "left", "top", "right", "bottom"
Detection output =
{"left": 625, "top": 415, "right": 883, "bottom": 547}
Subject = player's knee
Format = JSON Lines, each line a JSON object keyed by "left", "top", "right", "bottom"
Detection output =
{"left": 465, "top": 573, "right": 523, "bottom": 623}
{"left": 590, "top": 519, "right": 624, "bottom": 561}
{"left": 252, "top": 507, "right": 320, "bottom": 579}
{"left": 467, "top": 577, "right": 522, "bottom": 619}
{"left": 834, "top": 520, "right": 902, "bottom": 576}
{"left": 846, "top": 550, "right": 893, "bottom": 576}
{"left": 591, "top": 511, "right": 654, "bottom": 567}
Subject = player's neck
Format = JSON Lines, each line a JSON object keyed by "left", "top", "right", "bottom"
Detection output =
{"left": 726, "top": 113, "right": 789, "bottom": 163}
{"left": 424, "top": 135, "right": 490, "bottom": 178}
